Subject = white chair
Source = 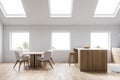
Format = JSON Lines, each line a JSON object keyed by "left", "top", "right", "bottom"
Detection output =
{"left": 13, "top": 51, "right": 30, "bottom": 71}
{"left": 48, "top": 49, "right": 55, "bottom": 64}
{"left": 37, "top": 51, "right": 53, "bottom": 69}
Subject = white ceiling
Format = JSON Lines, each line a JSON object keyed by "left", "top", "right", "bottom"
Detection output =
{"left": 0, "top": 0, "right": 120, "bottom": 26}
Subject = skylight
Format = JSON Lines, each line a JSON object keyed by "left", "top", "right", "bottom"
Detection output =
{"left": 0, "top": 0, "right": 26, "bottom": 17}
{"left": 49, "top": 0, "right": 73, "bottom": 17}
{"left": 94, "top": 0, "right": 120, "bottom": 17}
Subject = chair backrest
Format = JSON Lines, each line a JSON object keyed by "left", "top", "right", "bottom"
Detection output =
{"left": 73, "top": 48, "right": 78, "bottom": 53}
{"left": 48, "top": 49, "right": 53, "bottom": 58}
{"left": 43, "top": 51, "right": 51, "bottom": 60}
{"left": 14, "top": 51, "right": 20, "bottom": 60}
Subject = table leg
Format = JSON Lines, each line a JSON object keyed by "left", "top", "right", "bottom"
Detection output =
{"left": 35, "top": 54, "right": 42, "bottom": 67}
{"left": 30, "top": 54, "right": 35, "bottom": 68}
{"left": 30, "top": 54, "right": 42, "bottom": 68}
{"left": 34, "top": 54, "right": 35, "bottom": 68}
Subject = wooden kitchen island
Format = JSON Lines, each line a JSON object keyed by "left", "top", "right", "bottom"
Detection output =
{"left": 76, "top": 48, "right": 107, "bottom": 72}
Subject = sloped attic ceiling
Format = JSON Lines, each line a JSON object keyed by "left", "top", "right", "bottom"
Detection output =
{"left": 0, "top": 0, "right": 120, "bottom": 26}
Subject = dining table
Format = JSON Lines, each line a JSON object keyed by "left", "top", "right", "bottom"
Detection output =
{"left": 22, "top": 52, "right": 44, "bottom": 68}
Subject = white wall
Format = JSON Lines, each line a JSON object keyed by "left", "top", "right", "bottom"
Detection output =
{"left": 0, "top": 22, "right": 3, "bottom": 62}
{"left": 3, "top": 25, "right": 120, "bottom": 62}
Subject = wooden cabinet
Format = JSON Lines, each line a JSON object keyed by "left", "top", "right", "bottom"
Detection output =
{"left": 77, "top": 48, "right": 107, "bottom": 72}
{"left": 112, "top": 48, "right": 120, "bottom": 64}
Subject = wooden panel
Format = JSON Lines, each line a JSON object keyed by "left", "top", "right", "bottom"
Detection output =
{"left": 30, "top": 54, "right": 34, "bottom": 67}
{"left": 78, "top": 50, "right": 80, "bottom": 67}
{"left": 102, "top": 50, "right": 107, "bottom": 72}
{"left": 80, "top": 50, "right": 92, "bottom": 71}
{"left": 78, "top": 49, "right": 107, "bottom": 72}
{"left": 30, "top": 54, "right": 41, "bottom": 68}
{"left": 86, "top": 50, "right": 92, "bottom": 71}
{"left": 80, "top": 50, "right": 88, "bottom": 71}
{"left": 35, "top": 54, "right": 41, "bottom": 67}
{"left": 92, "top": 50, "right": 107, "bottom": 72}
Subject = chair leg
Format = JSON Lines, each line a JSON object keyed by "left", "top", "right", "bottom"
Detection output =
{"left": 48, "top": 60, "right": 53, "bottom": 69}
{"left": 39, "top": 60, "right": 42, "bottom": 67}
{"left": 68, "top": 54, "right": 71, "bottom": 66}
{"left": 41, "top": 61, "right": 46, "bottom": 69}
{"left": 26, "top": 60, "right": 30, "bottom": 69}
{"left": 50, "top": 58, "right": 55, "bottom": 64}
{"left": 26, "top": 60, "right": 29, "bottom": 66}
{"left": 13, "top": 60, "right": 18, "bottom": 69}
{"left": 24, "top": 61, "right": 25, "bottom": 68}
{"left": 73, "top": 54, "right": 77, "bottom": 66}
{"left": 44, "top": 61, "right": 47, "bottom": 67}
{"left": 19, "top": 61, "right": 22, "bottom": 71}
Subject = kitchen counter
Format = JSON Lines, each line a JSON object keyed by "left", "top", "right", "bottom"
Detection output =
{"left": 76, "top": 48, "right": 107, "bottom": 72}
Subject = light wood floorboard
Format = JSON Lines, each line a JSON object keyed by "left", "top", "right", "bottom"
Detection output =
{"left": 0, "top": 63, "right": 120, "bottom": 80}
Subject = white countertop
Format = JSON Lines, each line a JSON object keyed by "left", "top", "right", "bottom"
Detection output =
{"left": 75, "top": 48, "right": 107, "bottom": 50}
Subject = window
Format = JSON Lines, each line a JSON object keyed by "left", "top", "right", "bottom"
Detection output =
{"left": 49, "top": 0, "right": 73, "bottom": 17}
{"left": 94, "top": 0, "right": 120, "bottom": 17}
{"left": 10, "top": 32, "right": 29, "bottom": 50}
{"left": 91, "top": 32, "right": 110, "bottom": 49}
{"left": 0, "top": 0, "right": 26, "bottom": 17}
{"left": 51, "top": 32, "right": 70, "bottom": 50}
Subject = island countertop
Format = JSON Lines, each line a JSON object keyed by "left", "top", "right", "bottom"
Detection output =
{"left": 75, "top": 48, "right": 107, "bottom": 50}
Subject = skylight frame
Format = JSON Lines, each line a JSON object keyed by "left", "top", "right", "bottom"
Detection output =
{"left": 49, "top": 0, "right": 73, "bottom": 17}
{"left": 0, "top": 0, "right": 26, "bottom": 18}
{"left": 50, "top": 14, "right": 72, "bottom": 17}
{"left": 94, "top": 0, "right": 120, "bottom": 17}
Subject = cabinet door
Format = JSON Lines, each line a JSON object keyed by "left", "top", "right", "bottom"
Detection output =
{"left": 92, "top": 50, "right": 103, "bottom": 71}
{"left": 80, "top": 50, "right": 107, "bottom": 72}
{"left": 102, "top": 50, "right": 107, "bottom": 72}
{"left": 80, "top": 50, "right": 91, "bottom": 71}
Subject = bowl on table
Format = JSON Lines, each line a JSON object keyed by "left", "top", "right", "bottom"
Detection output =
{"left": 83, "top": 45, "right": 90, "bottom": 49}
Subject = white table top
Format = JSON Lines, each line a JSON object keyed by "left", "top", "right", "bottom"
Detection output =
{"left": 22, "top": 52, "right": 44, "bottom": 55}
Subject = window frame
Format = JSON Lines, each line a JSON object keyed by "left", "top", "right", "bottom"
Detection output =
{"left": 51, "top": 32, "right": 71, "bottom": 50}
{"left": 9, "top": 32, "right": 30, "bottom": 51}
{"left": 90, "top": 32, "right": 111, "bottom": 50}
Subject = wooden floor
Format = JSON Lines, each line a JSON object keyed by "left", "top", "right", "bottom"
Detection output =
{"left": 0, "top": 63, "right": 120, "bottom": 80}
